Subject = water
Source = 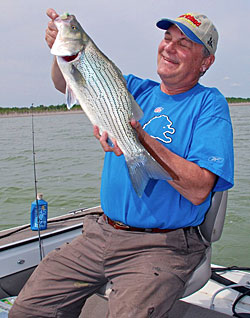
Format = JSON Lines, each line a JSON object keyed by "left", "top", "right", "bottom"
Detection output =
{"left": 0, "top": 107, "right": 249, "bottom": 267}
{"left": 0, "top": 112, "right": 104, "bottom": 228}
{"left": 213, "top": 105, "right": 250, "bottom": 267}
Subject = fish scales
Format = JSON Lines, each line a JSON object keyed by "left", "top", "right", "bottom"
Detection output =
{"left": 83, "top": 43, "right": 134, "bottom": 153}
{"left": 51, "top": 14, "right": 171, "bottom": 197}
{"left": 81, "top": 45, "right": 129, "bottom": 143}
{"left": 78, "top": 53, "right": 124, "bottom": 144}
{"left": 85, "top": 73, "right": 137, "bottom": 155}
{"left": 101, "top": 69, "right": 139, "bottom": 154}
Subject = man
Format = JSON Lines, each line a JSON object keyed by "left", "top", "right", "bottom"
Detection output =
{"left": 9, "top": 9, "right": 234, "bottom": 318}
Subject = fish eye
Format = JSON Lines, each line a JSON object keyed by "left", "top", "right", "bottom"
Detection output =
{"left": 71, "top": 25, "right": 77, "bottom": 30}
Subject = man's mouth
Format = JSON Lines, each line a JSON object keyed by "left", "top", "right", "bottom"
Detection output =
{"left": 162, "top": 56, "right": 178, "bottom": 64}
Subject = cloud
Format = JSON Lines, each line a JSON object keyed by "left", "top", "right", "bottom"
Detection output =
{"left": 231, "top": 83, "right": 240, "bottom": 87}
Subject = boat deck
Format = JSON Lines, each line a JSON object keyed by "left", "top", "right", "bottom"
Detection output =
{"left": 0, "top": 206, "right": 103, "bottom": 247}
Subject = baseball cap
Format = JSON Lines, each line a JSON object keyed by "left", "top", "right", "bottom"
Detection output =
{"left": 156, "top": 13, "right": 218, "bottom": 55}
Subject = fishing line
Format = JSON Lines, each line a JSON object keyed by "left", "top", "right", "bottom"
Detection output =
{"left": 31, "top": 105, "right": 43, "bottom": 261}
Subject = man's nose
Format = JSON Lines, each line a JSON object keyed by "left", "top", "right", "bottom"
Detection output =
{"left": 164, "top": 41, "right": 177, "bottom": 53}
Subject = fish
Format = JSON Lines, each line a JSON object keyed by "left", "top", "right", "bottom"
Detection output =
{"left": 51, "top": 13, "right": 171, "bottom": 197}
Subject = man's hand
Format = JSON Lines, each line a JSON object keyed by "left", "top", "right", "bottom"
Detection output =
{"left": 93, "top": 120, "right": 143, "bottom": 157}
{"left": 45, "top": 8, "right": 67, "bottom": 93}
{"left": 93, "top": 126, "right": 123, "bottom": 156}
{"left": 130, "top": 119, "right": 146, "bottom": 143}
{"left": 45, "top": 8, "right": 59, "bottom": 49}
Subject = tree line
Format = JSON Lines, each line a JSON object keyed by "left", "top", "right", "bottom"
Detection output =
{"left": 226, "top": 97, "right": 250, "bottom": 104}
{"left": 0, "top": 104, "right": 81, "bottom": 115}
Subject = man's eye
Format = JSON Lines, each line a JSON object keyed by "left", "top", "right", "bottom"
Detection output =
{"left": 164, "top": 37, "right": 171, "bottom": 42}
{"left": 180, "top": 40, "right": 192, "bottom": 48}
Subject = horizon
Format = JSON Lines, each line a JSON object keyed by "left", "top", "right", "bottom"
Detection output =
{"left": 1, "top": 96, "right": 250, "bottom": 111}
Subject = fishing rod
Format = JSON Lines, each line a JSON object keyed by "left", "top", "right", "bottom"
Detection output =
{"left": 31, "top": 105, "right": 43, "bottom": 261}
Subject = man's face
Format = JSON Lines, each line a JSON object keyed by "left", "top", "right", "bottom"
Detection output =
{"left": 157, "top": 25, "right": 208, "bottom": 93}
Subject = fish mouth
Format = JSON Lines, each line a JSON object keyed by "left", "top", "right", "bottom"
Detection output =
{"left": 60, "top": 51, "right": 81, "bottom": 62}
{"left": 62, "top": 54, "right": 79, "bottom": 62}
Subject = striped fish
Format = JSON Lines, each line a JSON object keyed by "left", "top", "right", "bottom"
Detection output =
{"left": 51, "top": 13, "right": 170, "bottom": 197}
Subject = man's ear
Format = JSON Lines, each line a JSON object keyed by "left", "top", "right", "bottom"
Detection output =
{"left": 201, "top": 55, "right": 215, "bottom": 73}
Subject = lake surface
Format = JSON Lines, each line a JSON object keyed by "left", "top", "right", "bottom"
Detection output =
{"left": 0, "top": 106, "right": 249, "bottom": 267}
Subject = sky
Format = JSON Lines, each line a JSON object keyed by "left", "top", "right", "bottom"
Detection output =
{"left": 1, "top": 0, "right": 249, "bottom": 107}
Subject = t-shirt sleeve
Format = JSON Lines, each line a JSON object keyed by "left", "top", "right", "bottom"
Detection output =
{"left": 187, "top": 97, "right": 234, "bottom": 191}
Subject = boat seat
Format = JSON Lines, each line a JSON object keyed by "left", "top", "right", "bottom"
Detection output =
{"left": 96, "top": 191, "right": 228, "bottom": 300}
{"left": 182, "top": 191, "right": 228, "bottom": 297}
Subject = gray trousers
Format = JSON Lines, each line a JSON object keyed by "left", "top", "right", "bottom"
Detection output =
{"left": 9, "top": 214, "right": 206, "bottom": 318}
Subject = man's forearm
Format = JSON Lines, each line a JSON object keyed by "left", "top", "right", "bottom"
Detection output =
{"left": 135, "top": 123, "right": 216, "bottom": 205}
{"left": 51, "top": 57, "right": 66, "bottom": 93}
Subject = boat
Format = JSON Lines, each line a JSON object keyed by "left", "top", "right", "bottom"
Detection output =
{"left": 1, "top": 198, "right": 250, "bottom": 317}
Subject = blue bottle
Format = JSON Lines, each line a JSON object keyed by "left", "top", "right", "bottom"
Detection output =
{"left": 30, "top": 193, "right": 48, "bottom": 231}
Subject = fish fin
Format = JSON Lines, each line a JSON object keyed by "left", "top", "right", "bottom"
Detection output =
{"left": 130, "top": 96, "right": 144, "bottom": 121}
{"left": 126, "top": 157, "right": 149, "bottom": 198}
{"left": 143, "top": 152, "right": 171, "bottom": 181}
{"left": 126, "top": 151, "right": 171, "bottom": 197}
{"left": 66, "top": 85, "right": 78, "bottom": 109}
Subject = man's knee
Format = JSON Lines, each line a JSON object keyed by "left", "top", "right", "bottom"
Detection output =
{"left": 9, "top": 303, "right": 38, "bottom": 318}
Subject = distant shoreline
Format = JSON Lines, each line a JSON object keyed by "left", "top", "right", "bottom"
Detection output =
{"left": 0, "top": 103, "right": 249, "bottom": 119}
{"left": 0, "top": 110, "right": 84, "bottom": 118}
{"left": 229, "top": 102, "right": 250, "bottom": 106}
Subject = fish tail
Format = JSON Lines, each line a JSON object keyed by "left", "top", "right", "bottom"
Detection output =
{"left": 126, "top": 151, "right": 171, "bottom": 197}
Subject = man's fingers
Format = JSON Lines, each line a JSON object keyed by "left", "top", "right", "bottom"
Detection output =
{"left": 93, "top": 126, "right": 101, "bottom": 140}
{"left": 46, "top": 8, "right": 59, "bottom": 20}
{"left": 45, "top": 9, "right": 59, "bottom": 49}
{"left": 112, "top": 140, "right": 123, "bottom": 156}
{"left": 130, "top": 119, "right": 145, "bottom": 143}
{"left": 130, "top": 118, "right": 141, "bottom": 131}
{"left": 48, "top": 20, "right": 58, "bottom": 32}
{"left": 94, "top": 127, "right": 110, "bottom": 151}
{"left": 99, "top": 131, "right": 109, "bottom": 147}
{"left": 45, "top": 28, "right": 58, "bottom": 49}
{"left": 93, "top": 127, "right": 123, "bottom": 156}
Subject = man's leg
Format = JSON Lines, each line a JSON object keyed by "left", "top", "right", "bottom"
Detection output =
{"left": 100, "top": 221, "right": 206, "bottom": 318}
{"left": 9, "top": 215, "right": 108, "bottom": 318}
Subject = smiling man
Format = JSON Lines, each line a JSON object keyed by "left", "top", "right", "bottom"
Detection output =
{"left": 9, "top": 11, "right": 234, "bottom": 318}
{"left": 157, "top": 25, "right": 215, "bottom": 94}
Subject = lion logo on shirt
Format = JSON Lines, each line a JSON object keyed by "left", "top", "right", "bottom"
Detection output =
{"left": 142, "top": 115, "right": 175, "bottom": 143}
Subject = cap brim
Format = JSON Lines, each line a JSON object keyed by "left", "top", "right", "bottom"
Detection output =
{"left": 156, "top": 19, "right": 204, "bottom": 46}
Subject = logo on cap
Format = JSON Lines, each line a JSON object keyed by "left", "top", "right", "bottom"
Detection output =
{"left": 178, "top": 14, "right": 201, "bottom": 27}
{"left": 207, "top": 36, "right": 213, "bottom": 48}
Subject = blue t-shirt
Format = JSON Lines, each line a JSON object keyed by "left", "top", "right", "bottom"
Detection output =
{"left": 100, "top": 74, "right": 234, "bottom": 229}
